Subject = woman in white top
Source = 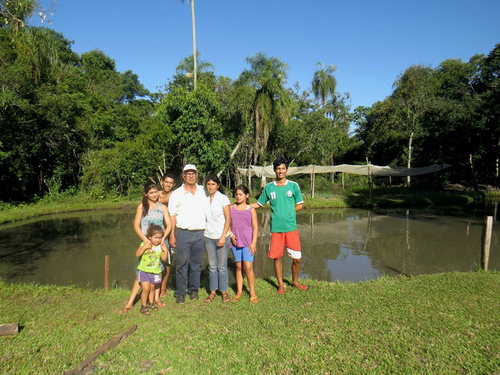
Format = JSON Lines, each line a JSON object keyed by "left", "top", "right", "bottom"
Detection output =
{"left": 203, "top": 174, "right": 231, "bottom": 303}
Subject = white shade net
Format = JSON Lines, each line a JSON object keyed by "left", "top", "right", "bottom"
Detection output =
{"left": 238, "top": 164, "right": 452, "bottom": 178}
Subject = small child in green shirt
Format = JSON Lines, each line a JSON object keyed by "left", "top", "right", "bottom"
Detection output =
{"left": 136, "top": 224, "right": 168, "bottom": 315}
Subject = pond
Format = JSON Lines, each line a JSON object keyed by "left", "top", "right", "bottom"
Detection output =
{"left": 0, "top": 205, "right": 498, "bottom": 289}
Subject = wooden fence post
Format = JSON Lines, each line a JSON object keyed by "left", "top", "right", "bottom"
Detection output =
{"left": 366, "top": 158, "right": 372, "bottom": 198}
{"left": 311, "top": 165, "right": 315, "bottom": 198}
{"left": 482, "top": 216, "right": 493, "bottom": 271}
{"left": 104, "top": 255, "right": 109, "bottom": 292}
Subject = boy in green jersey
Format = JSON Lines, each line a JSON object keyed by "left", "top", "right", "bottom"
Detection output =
{"left": 253, "top": 158, "right": 309, "bottom": 295}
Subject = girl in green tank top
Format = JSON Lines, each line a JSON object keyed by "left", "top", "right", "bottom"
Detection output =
{"left": 136, "top": 224, "right": 168, "bottom": 315}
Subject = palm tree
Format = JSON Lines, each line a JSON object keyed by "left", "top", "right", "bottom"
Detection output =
{"left": 1, "top": 0, "right": 55, "bottom": 34}
{"left": 181, "top": 0, "right": 197, "bottom": 90}
{"left": 234, "top": 52, "right": 292, "bottom": 164}
{"left": 173, "top": 52, "right": 215, "bottom": 91}
{"left": 176, "top": 52, "right": 214, "bottom": 75}
{"left": 326, "top": 91, "right": 352, "bottom": 132}
{"left": 1, "top": 0, "right": 37, "bottom": 34}
{"left": 17, "top": 27, "right": 60, "bottom": 85}
{"left": 312, "top": 62, "right": 337, "bottom": 107}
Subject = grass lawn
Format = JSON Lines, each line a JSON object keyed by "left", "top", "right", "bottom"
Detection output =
{"left": 1, "top": 271, "right": 499, "bottom": 374}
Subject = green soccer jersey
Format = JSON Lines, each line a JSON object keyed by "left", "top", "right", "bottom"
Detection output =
{"left": 257, "top": 180, "right": 304, "bottom": 233}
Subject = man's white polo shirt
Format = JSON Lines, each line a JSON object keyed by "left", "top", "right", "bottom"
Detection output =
{"left": 169, "top": 184, "right": 207, "bottom": 230}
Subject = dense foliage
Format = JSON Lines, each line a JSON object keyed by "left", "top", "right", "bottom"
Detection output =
{"left": 1, "top": 1, "right": 499, "bottom": 202}
{"left": 354, "top": 48, "right": 500, "bottom": 188}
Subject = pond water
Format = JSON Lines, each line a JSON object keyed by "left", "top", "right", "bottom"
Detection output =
{"left": 0, "top": 205, "right": 498, "bottom": 289}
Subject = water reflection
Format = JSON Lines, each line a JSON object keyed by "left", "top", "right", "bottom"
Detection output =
{"left": 0, "top": 207, "right": 497, "bottom": 288}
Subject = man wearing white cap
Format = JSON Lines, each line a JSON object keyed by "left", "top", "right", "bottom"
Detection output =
{"left": 168, "top": 164, "right": 207, "bottom": 304}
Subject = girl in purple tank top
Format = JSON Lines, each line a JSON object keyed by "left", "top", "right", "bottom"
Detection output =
{"left": 229, "top": 185, "right": 258, "bottom": 303}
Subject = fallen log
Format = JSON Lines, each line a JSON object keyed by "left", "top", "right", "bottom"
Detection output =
{"left": 66, "top": 324, "right": 137, "bottom": 374}
{"left": 0, "top": 323, "right": 19, "bottom": 336}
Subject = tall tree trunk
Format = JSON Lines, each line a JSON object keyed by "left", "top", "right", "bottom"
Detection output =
{"left": 469, "top": 154, "right": 479, "bottom": 192}
{"left": 247, "top": 162, "right": 251, "bottom": 191}
{"left": 190, "top": 0, "right": 197, "bottom": 91}
{"left": 496, "top": 139, "right": 500, "bottom": 187}
{"left": 406, "top": 131, "right": 413, "bottom": 186}
{"left": 253, "top": 105, "right": 261, "bottom": 164}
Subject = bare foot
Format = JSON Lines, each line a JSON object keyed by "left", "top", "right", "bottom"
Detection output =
{"left": 276, "top": 288, "right": 285, "bottom": 295}
{"left": 292, "top": 283, "right": 309, "bottom": 291}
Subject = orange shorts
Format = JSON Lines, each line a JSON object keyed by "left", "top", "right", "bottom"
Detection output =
{"left": 268, "top": 230, "right": 301, "bottom": 259}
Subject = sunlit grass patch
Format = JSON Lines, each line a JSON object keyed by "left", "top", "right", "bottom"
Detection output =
{"left": 4, "top": 272, "right": 499, "bottom": 373}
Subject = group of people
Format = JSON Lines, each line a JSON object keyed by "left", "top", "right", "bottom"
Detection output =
{"left": 119, "top": 157, "right": 308, "bottom": 315}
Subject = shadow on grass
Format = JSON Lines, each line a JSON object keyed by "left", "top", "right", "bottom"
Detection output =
{"left": 263, "top": 277, "right": 294, "bottom": 290}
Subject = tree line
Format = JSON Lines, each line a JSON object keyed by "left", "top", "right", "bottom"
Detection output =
{"left": 1, "top": 0, "right": 499, "bottom": 203}
{"left": 354, "top": 49, "right": 500, "bottom": 190}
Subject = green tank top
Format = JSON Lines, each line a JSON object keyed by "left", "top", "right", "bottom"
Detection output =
{"left": 137, "top": 243, "right": 162, "bottom": 274}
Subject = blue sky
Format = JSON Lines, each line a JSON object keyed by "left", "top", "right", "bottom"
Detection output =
{"left": 36, "top": 0, "right": 500, "bottom": 110}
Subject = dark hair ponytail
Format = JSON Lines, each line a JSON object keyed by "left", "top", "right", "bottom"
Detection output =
{"left": 205, "top": 174, "right": 225, "bottom": 195}
{"left": 234, "top": 185, "right": 250, "bottom": 205}
{"left": 142, "top": 181, "right": 159, "bottom": 218}
{"left": 146, "top": 223, "right": 164, "bottom": 238}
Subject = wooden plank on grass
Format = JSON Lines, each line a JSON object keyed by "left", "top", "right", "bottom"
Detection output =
{"left": 66, "top": 324, "right": 137, "bottom": 374}
{"left": 0, "top": 323, "right": 19, "bottom": 336}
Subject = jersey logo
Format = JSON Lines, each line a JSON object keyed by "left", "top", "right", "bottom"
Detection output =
{"left": 287, "top": 190, "right": 292, "bottom": 197}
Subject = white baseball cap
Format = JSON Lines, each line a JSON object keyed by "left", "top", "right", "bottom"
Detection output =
{"left": 183, "top": 164, "right": 198, "bottom": 173}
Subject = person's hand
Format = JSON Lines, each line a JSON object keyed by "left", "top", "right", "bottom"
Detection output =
{"left": 169, "top": 235, "right": 176, "bottom": 248}
{"left": 143, "top": 238, "right": 152, "bottom": 248}
{"left": 249, "top": 243, "right": 256, "bottom": 256}
{"left": 230, "top": 234, "right": 237, "bottom": 247}
{"left": 161, "top": 243, "right": 168, "bottom": 252}
{"left": 217, "top": 238, "right": 225, "bottom": 248}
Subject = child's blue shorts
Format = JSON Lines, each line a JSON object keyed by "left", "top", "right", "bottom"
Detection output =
{"left": 231, "top": 246, "right": 254, "bottom": 263}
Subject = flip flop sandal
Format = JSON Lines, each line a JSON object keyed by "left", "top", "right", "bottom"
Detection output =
{"left": 204, "top": 292, "right": 217, "bottom": 303}
{"left": 140, "top": 305, "right": 151, "bottom": 315}
{"left": 147, "top": 303, "right": 159, "bottom": 312}
{"left": 119, "top": 306, "right": 133, "bottom": 314}
{"left": 250, "top": 296, "right": 258, "bottom": 304}
{"left": 221, "top": 292, "right": 230, "bottom": 303}
{"left": 155, "top": 300, "right": 166, "bottom": 308}
{"left": 232, "top": 294, "right": 242, "bottom": 301}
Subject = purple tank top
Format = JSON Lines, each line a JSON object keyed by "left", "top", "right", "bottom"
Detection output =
{"left": 230, "top": 204, "right": 253, "bottom": 247}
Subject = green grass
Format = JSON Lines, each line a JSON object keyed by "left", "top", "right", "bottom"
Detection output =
{"left": 1, "top": 272, "right": 499, "bottom": 374}
{"left": 301, "top": 188, "right": 485, "bottom": 209}
{"left": 0, "top": 197, "right": 138, "bottom": 225}
{"left": 342, "top": 187, "right": 485, "bottom": 209}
